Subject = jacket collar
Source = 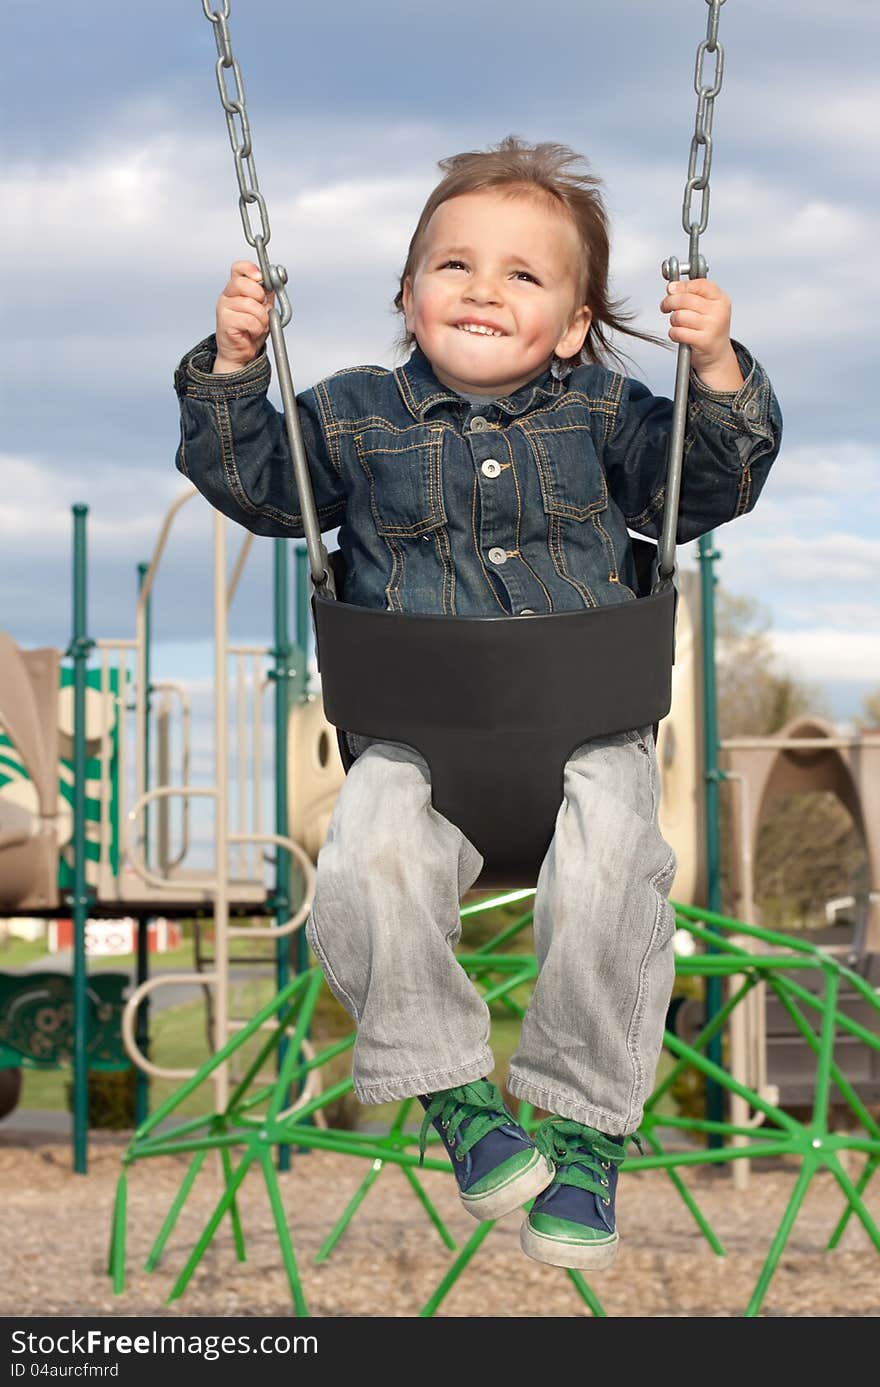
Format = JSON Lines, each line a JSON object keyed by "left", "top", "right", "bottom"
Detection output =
{"left": 394, "top": 346, "right": 564, "bottom": 421}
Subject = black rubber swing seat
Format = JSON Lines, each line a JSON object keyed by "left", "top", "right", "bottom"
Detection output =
{"left": 311, "top": 543, "right": 676, "bottom": 889}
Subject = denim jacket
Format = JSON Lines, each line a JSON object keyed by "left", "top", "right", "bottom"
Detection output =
{"left": 174, "top": 335, "right": 781, "bottom": 616}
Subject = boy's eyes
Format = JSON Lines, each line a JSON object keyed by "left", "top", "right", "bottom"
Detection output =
{"left": 438, "top": 259, "right": 540, "bottom": 284}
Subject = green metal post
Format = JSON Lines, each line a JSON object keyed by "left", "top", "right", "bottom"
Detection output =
{"left": 273, "top": 540, "right": 292, "bottom": 1171}
{"left": 134, "top": 562, "right": 152, "bottom": 1127}
{"left": 698, "top": 532, "right": 724, "bottom": 1138}
{"left": 69, "top": 504, "right": 94, "bottom": 1173}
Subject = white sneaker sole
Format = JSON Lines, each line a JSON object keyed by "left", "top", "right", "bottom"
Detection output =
{"left": 460, "top": 1149, "right": 555, "bottom": 1222}
{"left": 519, "top": 1220, "right": 619, "bottom": 1269}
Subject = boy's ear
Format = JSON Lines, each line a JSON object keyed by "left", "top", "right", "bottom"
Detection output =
{"left": 556, "top": 305, "right": 592, "bottom": 360}
{"left": 402, "top": 276, "right": 414, "bottom": 331}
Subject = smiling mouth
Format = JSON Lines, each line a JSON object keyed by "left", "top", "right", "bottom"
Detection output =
{"left": 456, "top": 324, "right": 505, "bottom": 338}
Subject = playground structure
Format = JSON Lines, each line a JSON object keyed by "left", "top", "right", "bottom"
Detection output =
{"left": 1, "top": 493, "right": 877, "bottom": 1151}
{"left": 0, "top": 0, "right": 877, "bottom": 1317}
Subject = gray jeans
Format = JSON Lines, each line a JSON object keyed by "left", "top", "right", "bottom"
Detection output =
{"left": 306, "top": 729, "right": 677, "bottom": 1137}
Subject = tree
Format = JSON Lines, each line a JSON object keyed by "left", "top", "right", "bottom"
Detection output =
{"left": 856, "top": 687, "right": 880, "bottom": 731}
{"left": 715, "top": 587, "right": 866, "bottom": 928}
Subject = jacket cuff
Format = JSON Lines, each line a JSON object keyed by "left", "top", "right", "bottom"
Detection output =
{"left": 173, "top": 335, "right": 271, "bottom": 401}
{"left": 688, "top": 339, "right": 774, "bottom": 441}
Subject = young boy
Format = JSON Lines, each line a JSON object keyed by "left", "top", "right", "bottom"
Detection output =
{"left": 174, "top": 137, "right": 782, "bottom": 1269}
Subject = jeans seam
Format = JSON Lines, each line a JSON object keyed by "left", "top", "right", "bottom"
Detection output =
{"left": 621, "top": 847, "right": 677, "bottom": 1128}
{"left": 306, "top": 912, "right": 361, "bottom": 1021}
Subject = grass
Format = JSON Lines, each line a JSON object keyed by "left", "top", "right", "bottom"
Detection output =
{"left": 8, "top": 900, "right": 694, "bottom": 1132}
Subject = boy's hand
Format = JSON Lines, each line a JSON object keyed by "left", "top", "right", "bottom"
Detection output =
{"left": 213, "top": 260, "right": 276, "bottom": 374}
{"left": 659, "top": 278, "right": 744, "bottom": 392}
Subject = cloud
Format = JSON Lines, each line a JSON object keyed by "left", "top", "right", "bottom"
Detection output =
{"left": 722, "top": 527, "right": 880, "bottom": 588}
{"left": 769, "top": 627, "right": 880, "bottom": 685}
{"left": 0, "top": 454, "right": 195, "bottom": 554}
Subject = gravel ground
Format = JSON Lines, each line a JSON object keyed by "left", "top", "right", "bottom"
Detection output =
{"left": 1, "top": 1129, "right": 878, "bottom": 1318}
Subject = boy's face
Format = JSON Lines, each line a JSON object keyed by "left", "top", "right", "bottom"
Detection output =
{"left": 402, "top": 188, "right": 591, "bottom": 396}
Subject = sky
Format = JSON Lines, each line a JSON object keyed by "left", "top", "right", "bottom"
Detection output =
{"left": 3, "top": 0, "right": 880, "bottom": 725}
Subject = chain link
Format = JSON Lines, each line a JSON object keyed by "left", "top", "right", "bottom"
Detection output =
{"left": 663, "top": 0, "right": 726, "bottom": 284}
{"left": 201, "top": 0, "right": 291, "bottom": 324}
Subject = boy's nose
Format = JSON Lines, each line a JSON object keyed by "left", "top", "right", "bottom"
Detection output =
{"left": 458, "top": 267, "right": 499, "bottom": 303}
{"left": 465, "top": 279, "right": 502, "bottom": 305}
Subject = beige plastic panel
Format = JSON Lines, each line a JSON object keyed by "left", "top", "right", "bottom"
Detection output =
{"left": 0, "top": 834, "right": 59, "bottom": 912}
{"left": 0, "top": 637, "right": 61, "bottom": 911}
{"left": 0, "top": 636, "right": 59, "bottom": 813}
{"left": 57, "top": 684, "right": 114, "bottom": 756}
{"left": 656, "top": 570, "right": 705, "bottom": 908}
{"left": 287, "top": 696, "right": 345, "bottom": 864}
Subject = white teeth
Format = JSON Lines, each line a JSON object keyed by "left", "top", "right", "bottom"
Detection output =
{"left": 457, "top": 323, "right": 503, "bottom": 337}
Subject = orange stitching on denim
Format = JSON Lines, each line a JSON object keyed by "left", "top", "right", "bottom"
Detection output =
{"left": 435, "top": 525, "right": 456, "bottom": 613}
{"left": 627, "top": 486, "right": 665, "bottom": 531}
{"left": 547, "top": 512, "right": 595, "bottom": 606}
{"left": 313, "top": 380, "right": 342, "bottom": 473}
{"left": 521, "top": 424, "right": 608, "bottom": 521}
{"left": 470, "top": 473, "right": 508, "bottom": 613}
{"left": 592, "top": 510, "right": 620, "bottom": 579}
{"left": 504, "top": 438, "right": 553, "bottom": 610}
{"left": 353, "top": 428, "right": 447, "bottom": 536}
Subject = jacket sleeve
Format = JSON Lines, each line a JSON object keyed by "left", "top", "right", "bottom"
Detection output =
{"left": 601, "top": 340, "right": 783, "bottom": 543}
{"left": 173, "top": 335, "right": 347, "bottom": 538}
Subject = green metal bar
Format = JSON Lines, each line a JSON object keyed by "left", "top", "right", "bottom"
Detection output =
{"left": 109, "top": 1171, "right": 127, "bottom": 1293}
{"left": 662, "top": 1028, "right": 803, "bottom": 1135}
{"left": 744, "top": 1157, "right": 818, "bottom": 1318}
{"left": 419, "top": 1219, "right": 495, "bottom": 1317}
{"left": 697, "top": 532, "right": 724, "bottom": 1143}
{"left": 650, "top": 973, "right": 759, "bottom": 1109}
{"left": 167, "top": 1147, "right": 258, "bottom": 1302}
{"left": 233, "top": 1029, "right": 356, "bottom": 1119}
{"left": 69, "top": 503, "right": 93, "bottom": 1175}
{"left": 822, "top": 1150, "right": 880, "bottom": 1252}
{"left": 477, "top": 963, "right": 537, "bottom": 1008}
{"left": 258, "top": 1145, "right": 309, "bottom": 1316}
{"left": 566, "top": 1270, "right": 607, "bottom": 1317}
{"left": 314, "top": 1158, "right": 385, "bottom": 1264}
{"left": 131, "top": 974, "right": 306, "bottom": 1140}
{"left": 641, "top": 1128, "right": 725, "bottom": 1255}
{"left": 400, "top": 1164, "right": 458, "bottom": 1251}
{"left": 763, "top": 968, "right": 880, "bottom": 1052}
{"left": 472, "top": 909, "right": 534, "bottom": 955}
{"left": 827, "top": 1155, "right": 879, "bottom": 1250}
{"left": 144, "top": 1149, "right": 208, "bottom": 1272}
{"left": 267, "top": 969, "right": 324, "bottom": 1122}
{"left": 225, "top": 996, "right": 302, "bottom": 1114}
{"left": 458, "top": 887, "right": 534, "bottom": 917}
{"left": 765, "top": 970, "right": 880, "bottom": 1136}
{"left": 221, "top": 1145, "right": 248, "bottom": 1262}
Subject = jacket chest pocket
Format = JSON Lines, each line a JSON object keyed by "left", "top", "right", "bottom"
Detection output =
{"left": 520, "top": 421, "right": 608, "bottom": 521}
{"left": 354, "top": 424, "right": 447, "bottom": 536}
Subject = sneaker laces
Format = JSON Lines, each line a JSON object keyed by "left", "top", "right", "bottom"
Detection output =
{"left": 418, "top": 1080, "right": 515, "bottom": 1167}
{"left": 533, "top": 1119, "right": 640, "bottom": 1198}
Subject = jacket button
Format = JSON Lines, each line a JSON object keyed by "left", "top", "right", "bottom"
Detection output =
{"left": 488, "top": 547, "right": 508, "bottom": 565}
{"left": 470, "top": 416, "right": 489, "bottom": 432}
{"left": 744, "top": 400, "right": 760, "bottom": 422}
{"left": 481, "top": 459, "right": 501, "bottom": 478}
{"left": 519, "top": 608, "right": 535, "bottom": 615}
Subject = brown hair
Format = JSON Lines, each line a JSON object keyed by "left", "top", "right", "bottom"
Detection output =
{"left": 393, "top": 135, "right": 665, "bottom": 372}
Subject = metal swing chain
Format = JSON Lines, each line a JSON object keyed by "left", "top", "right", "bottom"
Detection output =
{"left": 200, "top": 0, "right": 337, "bottom": 595}
{"left": 656, "top": 0, "right": 727, "bottom": 586}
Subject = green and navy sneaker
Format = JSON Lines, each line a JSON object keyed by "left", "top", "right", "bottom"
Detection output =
{"left": 520, "top": 1119, "right": 634, "bottom": 1269}
{"left": 418, "top": 1079, "right": 555, "bottom": 1221}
